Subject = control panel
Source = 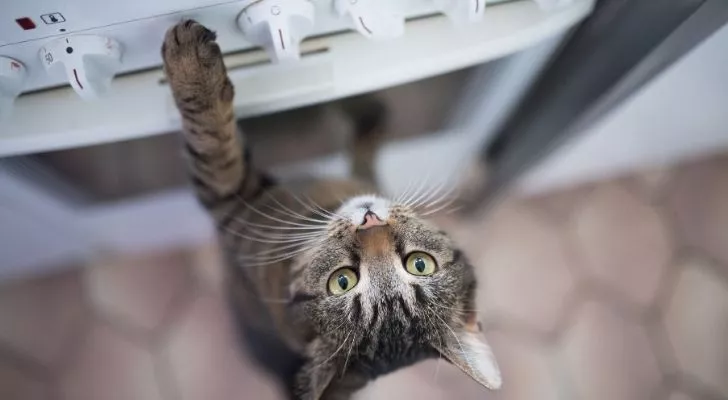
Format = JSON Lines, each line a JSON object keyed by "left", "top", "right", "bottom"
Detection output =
{"left": 0, "top": 0, "right": 571, "bottom": 113}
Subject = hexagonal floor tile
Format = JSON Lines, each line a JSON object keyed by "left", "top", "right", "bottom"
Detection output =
{"left": 0, "top": 359, "right": 47, "bottom": 400}
{"left": 631, "top": 166, "right": 673, "bottom": 200}
{"left": 190, "top": 241, "right": 226, "bottom": 294}
{"left": 668, "top": 155, "right": 728, "bottom": 268}
{"left": 86, "top": 250, "right": 192, "bottom": 333}
{"left": 562, "top": 301, "right": 661, "bottom": 400}
{"left": 0, "top": 270, "right": 85, "bottom": 368}
{"left": 573, "top": 183, "right": 672, "bottom": 307}
{"left": 663, "top": 261, "right": 728, "bottom": 395}
{"left": 473, "top": 202, "right": 575, "bottom": 333}
{"left": 59, "top": 324, "right": 162, "bottom": 400}
{"left": 668, "top": 392, "right": 694, "bottom": 400}
{"left": 355, "top": 361, "right": 464, "bottom": 400}
{"left": 485, "top": 331, "right": 562, "bottom": 400}
{"left": 164, "top": 294, "right": 283, "bottom": 400}
{"left": 524, "top": 183, "right": 594, "bottom": 224}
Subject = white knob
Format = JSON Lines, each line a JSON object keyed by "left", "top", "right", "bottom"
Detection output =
{"left": 0, "top": 57, "right": 27, "bottom": 120}
{"left": 39, "top": 35, "right": 122, "bottom": 100}
{"left": 334, "top": 0, "right": 405, "bottom": 40}
{"left": 237, "top": 0, "right": 315, "bottom": 63}
{"left": 434, "top": 0, "right": 486, "bottom": 24}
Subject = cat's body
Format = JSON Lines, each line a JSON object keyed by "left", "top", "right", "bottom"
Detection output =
{"left": 162, "top": 21, "right": 501, "bottom": 400}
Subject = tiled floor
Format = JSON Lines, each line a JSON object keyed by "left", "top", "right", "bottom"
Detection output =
{"left": 2, "top": 153, "right": 728, "bottom": 400}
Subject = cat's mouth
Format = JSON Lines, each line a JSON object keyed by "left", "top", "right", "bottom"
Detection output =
{"left": 336, "top": 195, "right": 391, "bottom": 228}
{"left": 359, "top": 210, "right": 386, "bottom": 230}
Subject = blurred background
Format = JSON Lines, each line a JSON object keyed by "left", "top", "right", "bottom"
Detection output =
{"left": 1, "top": 0, "right": 728, "bottom": 399}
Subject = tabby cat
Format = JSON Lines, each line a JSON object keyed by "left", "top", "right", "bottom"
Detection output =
{"left": 161, "top": 20, "right": 501, "bottom": 400}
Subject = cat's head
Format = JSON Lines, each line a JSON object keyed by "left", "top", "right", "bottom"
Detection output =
{"left": 289, "top": 194, "right": 501, "bottom": 397}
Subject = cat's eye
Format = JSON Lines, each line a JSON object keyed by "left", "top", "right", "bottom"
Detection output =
{"left": 405, "top": 252, "right": 437, "bottom": 276}
{"left": 328, "top": 268, "right": 359, "bottom": 295}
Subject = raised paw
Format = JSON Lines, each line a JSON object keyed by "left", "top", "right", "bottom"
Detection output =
{"left": 161, "top": 20, "right": 233, "bottom": 107}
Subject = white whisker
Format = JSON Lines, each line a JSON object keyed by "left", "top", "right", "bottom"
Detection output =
{"left": 402, "top": 171, "right": 433, "bottom": 208}
{"left": 239, "top": 197, "right": 329, "bottom": 228}
{"left": 431, "top": 310, "right": 476, "bottom": 371}
{"left": 311, "top": 331, "right": 352, "bottom": 370}
{"left": 239, "top": 249, "right": 315, "bottom": 266}
{"left": 232, "top": 217, "right": 328, "bottom": 231}
{"left": 223, "top": 227, "right": 322, "bottom": 245}
{"left": 240, "top": 240, "right": 321, "bottom": 258}
{"left": 264, "top": 193, "right": 332, "bottom": 224}
{"left": 239, "top": 228, "right": 323, "bottom": 241}
{"left": 413, "top": 178, "right": 449, "bottom": 211}
{"left": 420, "top": 195, "right": 460, "bottom": 216}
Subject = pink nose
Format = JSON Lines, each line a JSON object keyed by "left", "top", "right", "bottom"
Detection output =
{"left": 359, "top": 211, "right": 386, "bottom": 230}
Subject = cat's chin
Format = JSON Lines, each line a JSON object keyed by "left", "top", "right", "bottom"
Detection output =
{"left": 336, "top": 194, "right": 392, "bottom": 226}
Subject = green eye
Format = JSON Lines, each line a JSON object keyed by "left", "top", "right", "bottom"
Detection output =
{"left": 405, "top": 252, "right": 437, "bottom": 276}
{"left": 328, "top": 268, "right": 359, "bottom": 295}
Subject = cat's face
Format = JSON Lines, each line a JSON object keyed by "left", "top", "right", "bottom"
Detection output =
{"left": 290, "top": 195, "right": 501, "bottom": 396}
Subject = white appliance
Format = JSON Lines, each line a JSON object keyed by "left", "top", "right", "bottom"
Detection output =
{"left": 0, "top": 0, "right": 593, "bottom": 156}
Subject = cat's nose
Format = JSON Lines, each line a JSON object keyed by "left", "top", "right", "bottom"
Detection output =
{"left": 359, "top": 210, "right": 386, "bottom": 230}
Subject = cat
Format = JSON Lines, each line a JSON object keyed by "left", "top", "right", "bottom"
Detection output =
{"left": 161, "top": 20, "right": 501, "bottom": 400}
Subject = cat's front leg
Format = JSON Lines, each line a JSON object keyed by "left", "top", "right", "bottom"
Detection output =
{"left": 161, "top": 21, "right": 267, "bottom": 215}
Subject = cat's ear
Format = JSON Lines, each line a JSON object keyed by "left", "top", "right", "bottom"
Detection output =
{"left": 294, "top": 339, "right": 338, "bottom": 400}
{"left": 435, "top": 318, "right": 502, "bottom": 390}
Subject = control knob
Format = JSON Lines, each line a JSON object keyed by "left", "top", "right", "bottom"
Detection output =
{"left": 237, "top": 0, "right": 315, "bottom": 62}
{"left": 39, "top": 35, "right": 122, "bottom": 100}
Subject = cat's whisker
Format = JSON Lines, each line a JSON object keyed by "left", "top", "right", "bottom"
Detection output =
{"left": 404, "top": 172, "right": 436, "bottom": 209}
{"left": 426, "top": 292, "right": 477, "bottom": 313}
{"left": 416, "top": 182, "right": 459, "bottom": 214}
{"left": 341, "top": 333, "right": 356, "bottom": 378}
{"left": 242, "top": 223, "right": 325, "bottom": 236}
{"left": 265, "top": 192, "right": 334, "bottom": 223}
{"left": 427, "top": 301, "right": 478, "bottom": 313}
{"left": 431, "top": 310, "right": 477, "bottom": 371}
{"left": 401, "top": 177, "right": 428, "bottom": 208}
{"left": 311, "top": 331, "right": 353, "bottom": 371}
{"left": 302, "top": 194, "right": 344, "bottom": 220}
{"left": 285, "top": 190, "right": 343, "bottom": 221}
{"left": 398, "top": 173, "right": 426, "bottom": 207}
{"left": 262, "top": 196, "right": 331, "bottom": 225}
{"left": 224, "top": 227, "right": 322, "bottom": 245}
{"left": 425, "top": 181, "right": 459, "bottom": 207}
{"left": 421, "top": 203, "right": 462, "bottom": 217}
{"left": 394, "top": 177, "right": 418, "bottom": 205}
{"left": 415, "top": 164, "right": 465, "bottom": 211}
{"left": 420, "top": 196, "right": 461, "bottom": 217}
{"left": 241, "top": 240, "right": 322, "bottom": 258}
{"left": 262, "top": 205, "right": 329, "bottom": 225}
{"left": 240, "top": 228, "right": 323, "bottom": 241}
{"left": 412, "top": 179, "right": 451, "bottom": 211}
{"left": 239, "top": 197, "right": 329, "bottom": 228}
{"left": 433, "top": 331, "right": 443, "bottom": 383}
{"left": 232, "top": 217, "right": 328, "bottom": 231}
{"left": 240, "top": 250, "right": 314, "bottom": 266}
{"left": 238, "top": 243, "right": 317, "bottom": 260}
